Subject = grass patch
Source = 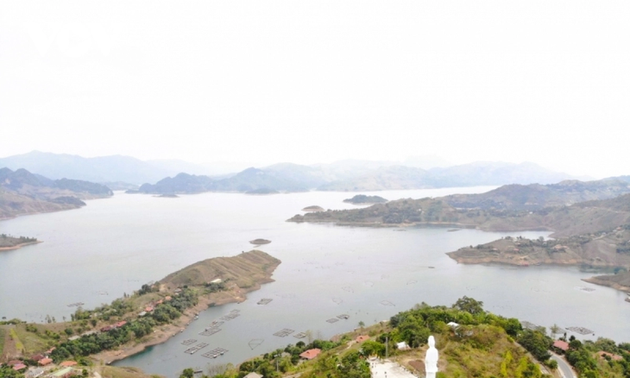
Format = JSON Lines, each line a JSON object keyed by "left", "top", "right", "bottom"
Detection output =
{"left": 9, "top": 328, "right": 24, "bottom": 352}
{"left": 100, "top": 366, "right": 154, "bottom": 378}
{"left": 0, "top": 327, "right": 6, "bottom": 356}
{"left": 14, "top": 325, "right": 50, "bottom": 354}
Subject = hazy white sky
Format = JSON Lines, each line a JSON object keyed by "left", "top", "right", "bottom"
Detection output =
{"left": 1, "top": 1, "right": 629, "bottom": 178}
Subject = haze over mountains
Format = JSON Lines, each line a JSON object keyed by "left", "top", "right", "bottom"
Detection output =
{"left": 0, "top": 151, "right": 585, "bottom": 194}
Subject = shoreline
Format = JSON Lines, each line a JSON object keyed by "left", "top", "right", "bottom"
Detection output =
{"left": 289, "top": 218, "right": 554, "bottom": 234}
{"left": 0, "top": 240, "right": 42, "bottom": 251}
{"left": 93, "top": 271, "right": 278, "bottom": 365}
{"left": 581, "top": 277, "right": 630, "bottom": 294}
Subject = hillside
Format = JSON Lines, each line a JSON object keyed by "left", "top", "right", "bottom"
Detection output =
{"left": 447, "top": 227, "right": 630, "bottom": 268}
{"left": 289, "top": 181, "right": 630, "bottom": 238}
{"left": 160, "top": 250, "right": 281, "bottom": 291}
{"left": 0, "top": 168, "right": 113, "bottom": 219}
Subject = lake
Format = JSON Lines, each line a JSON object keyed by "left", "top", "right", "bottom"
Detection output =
{"left": 1, "top": 187, "right": 629, "bottom": 377}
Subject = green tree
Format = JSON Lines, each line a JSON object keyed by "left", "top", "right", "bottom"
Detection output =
{"left": 453, "top": 296, "right": 484, "bottom": 315}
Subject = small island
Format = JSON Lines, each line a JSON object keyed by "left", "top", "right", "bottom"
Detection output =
{"left": 249, "top": 238, "right": 271, "bottom": 245}
{"left": 245, "top": 188, "right": 280, "bottom": 195}
{"left": 302, "top": 205, "right": 324, "bottom": 212}
{"left": 156, "top": 193, "right": 179, "bottom": 198}
{"left": 0, "top": 234, "right": 40, "bottom": 251}
{"left": 343, "top": 194, "right": 388, "bottom": 204}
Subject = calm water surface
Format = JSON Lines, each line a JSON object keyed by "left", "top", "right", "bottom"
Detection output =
{"left": 1, "top": 187, "right": 629, "bottom": 377}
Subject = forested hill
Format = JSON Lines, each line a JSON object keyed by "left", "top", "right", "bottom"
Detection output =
{"left": 289, "top": 180, "right": 630, "bottom": 238}
{"left": 0, "top": 167, "right": 112, "bottom": 219}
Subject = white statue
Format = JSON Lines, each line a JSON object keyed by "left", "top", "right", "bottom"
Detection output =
{"left": 425, "top": 335, "right": 438, "bottom": 378}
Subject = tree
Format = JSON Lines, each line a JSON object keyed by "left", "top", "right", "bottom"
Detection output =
{"left": 518, "top": 329, "right": 552, "bottom": 362}
{"left": 179, "top": 368, "right": 194, "bottom": 378}
{"left": 453, "top": 296, "right": 484, "bottom": 315}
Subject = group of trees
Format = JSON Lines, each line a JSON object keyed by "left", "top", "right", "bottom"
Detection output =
{"left": 555, "top": 336, "right": 630, "bottom": 378}
{"left": 50, "top": 288, "right": 198, "bottom": 362}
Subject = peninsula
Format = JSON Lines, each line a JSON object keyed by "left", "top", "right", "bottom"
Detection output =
{"left": 0, "top": 235, "right": 40, "bottom": 251}
{"left": 0, "top": 251, "right": 281, "bottom": 366}
{"left": 0, "top": 167, "right": 113, "bottom": 220}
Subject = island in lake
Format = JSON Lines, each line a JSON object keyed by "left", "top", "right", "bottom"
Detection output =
{"left": 343, "top": 194, "right": 388, "bottom": 204}
{"left": 302, "top": 205, "right": 324, "bottom": 212}
{"left": 249, "top": 238, "right": 271, "bottom": 245}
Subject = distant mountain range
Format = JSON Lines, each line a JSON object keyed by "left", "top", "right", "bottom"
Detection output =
{"left": 0, "top": 151, "right": 586, "bottom": 194}
{"left": 0, "top": 167, "right": 112, "bottom": 219}
{"left": 137, "top": 161, "right": 579, "bottom": 194}
{"left": 0, "top": 151, "right": 228, "bottom": 185}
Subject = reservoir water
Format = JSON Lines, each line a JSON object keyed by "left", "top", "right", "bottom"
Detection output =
{"left": 1, "top": 187, "right": 629, "bottom": 377}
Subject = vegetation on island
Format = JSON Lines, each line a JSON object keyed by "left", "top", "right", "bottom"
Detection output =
{"left": 0, "top": 234, "right": 38, "bottom": 249}
{"left": 343, "top": 194, "right": 388, "bottom": 204}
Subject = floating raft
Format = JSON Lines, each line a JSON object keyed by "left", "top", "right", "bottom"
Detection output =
{"left": 181, "top": 339, "right": 197, "bottom": 346}
{"left": 337, "top": 314, "right": 350, "bottom": 320}
{"left": 199, "top": 327, "right": 222, "bottom": 337}
{"left": 293, "top": 332, "right": 307, "bottom": 339}
{"left": 380, "top": 300, "right": 395, "bottom": 306}
{"left": 67, "top": 302, "right": 85, "bottom": 307}
{"left": 326, "top": 318, "right": 339, "bottom": 323}
{"left": 342, "top": 286, "right": 354, "bottom": 293}
{"left": 219, "top": 310, "right": 241, "bottom": 321}
{"left": 184, "top": 343, "right": 209, "bottom": 354}
{"left": 567, "top": 326, "right": 594, "bottom": 335}
{"left": 273, "top": 328, "right": 295, "bottom": 337}
{"left": 257, "top": 298, "right": 273, "bottom": 305}
{"left": 332, "top": 297, "right": 343, "bottom": 304}
{"left": 202, "top": 348, "right": 228, "bottom": 359}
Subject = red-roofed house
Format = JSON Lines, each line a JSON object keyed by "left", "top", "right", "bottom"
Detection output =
{"left": 38, "top": 358, "right": 53, "bottom": 366}
{"left": 8, "top": 360, "right": 22, "bottom": 366}
{"left": 356, "top": 335, "right": 369, "bottom": 343}
{"left": 13, "top": 364, "right": 27, "bottom": 371}
{"left": 60, "top": 361, "right": 78, "bottom": 367}
{"left": 553, "top": 340, "right": 569, "bottom": 352}
{"left": 145, "top": 306, "right": 154, "bottom": 312}
{"left": 299, "top": 348, "right": 321, "bottom": 360}
{"left": 31, "top": 354, "right": 44, "bottom": 362}
{"left": 115, "top": 321, "right": 127, "bottom": 328}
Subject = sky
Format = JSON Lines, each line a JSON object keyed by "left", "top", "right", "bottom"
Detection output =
{"left": 1, "top": 1, "right": 629, "bottom": 178}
